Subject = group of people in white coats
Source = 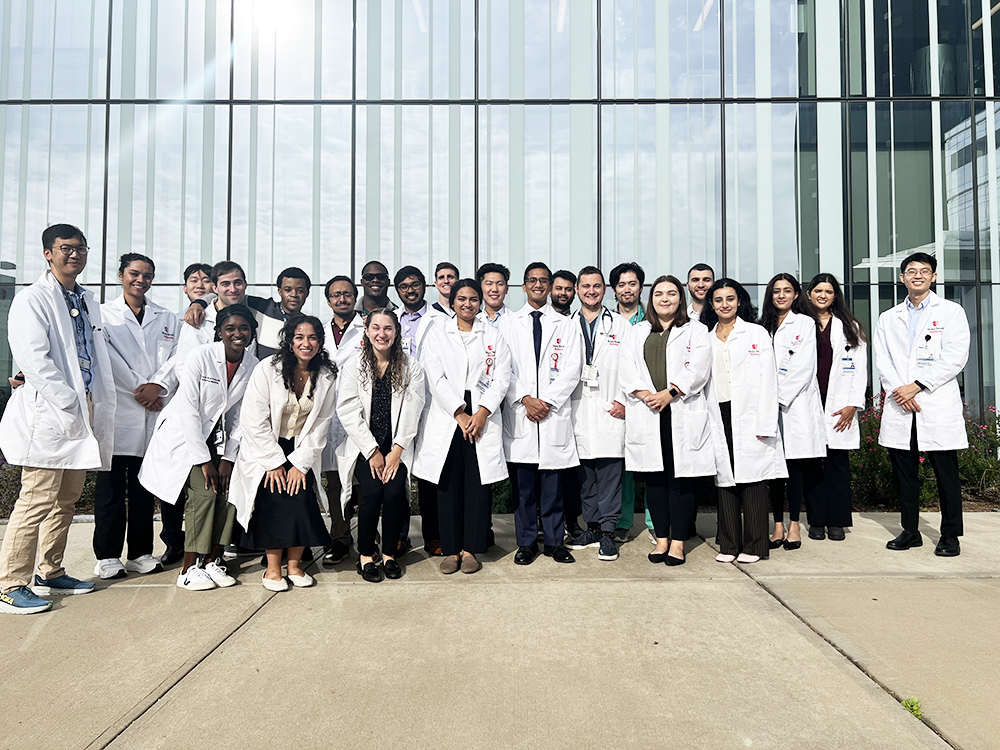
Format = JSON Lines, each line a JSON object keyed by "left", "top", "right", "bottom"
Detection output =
{"left": 0, "top": 223, "right": 974, "bottom": 615}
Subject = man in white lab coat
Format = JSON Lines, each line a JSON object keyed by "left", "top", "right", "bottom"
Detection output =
{"left": 500, "top": 262, "right": 583, "bottom": 565}
{"left": 477, "top": 263, "right": 511, "bottom": 329}
{"left": 686, "top": 263, "right": 714, "bottom": 323}
{"left": 431, "top": 262, "right": 459, "bottom": 318}
{"left": 0, "top": 224, "right": 115, "bottom": 614}
{"left": 875, "top": 252, "right": 970, "bottom": 557}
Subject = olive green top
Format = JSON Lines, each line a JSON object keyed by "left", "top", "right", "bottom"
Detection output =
{"left": 643, "top": 328, "right": 670, "bottom": 392}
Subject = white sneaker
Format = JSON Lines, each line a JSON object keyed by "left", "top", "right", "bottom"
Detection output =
{"left": 176, "top": 567, "right": 216, "bottom": 591}
{"left": 204, "top": 561, "right": 237, "bottom": 588}
{"left": 647, "top": 529, "right": 656, "bottom": 545}
{"left": 124, "top": 554, "right": 164, "bottom": 575}
{"left": 94, "top": 558, "right": 127, "bottom": 579}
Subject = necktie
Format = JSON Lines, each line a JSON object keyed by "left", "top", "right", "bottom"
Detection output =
{"left": 531, "top": 310, "right": 542, "bottom": 367}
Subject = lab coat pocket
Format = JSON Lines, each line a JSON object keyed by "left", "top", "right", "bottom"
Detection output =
{"left": 550, "top": 415, "right": 574, "bottom": 447}
{"left": 33, "top": 392, "right": 87, "bottom": 443}
{"left": 683, "top": 410, "right": 711, "bottom": 452}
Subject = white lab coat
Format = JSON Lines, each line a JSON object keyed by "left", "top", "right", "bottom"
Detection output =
{"left": 173, "top": 302, "right": 218, "bottom": 377}
{"left": 412, "top": 317, "right": 511, "bottom": 485}
{"left": 874, "top": 291, "right": 970, "bottom": 451}
{"left": 773, "top": 310, "right": 827, "bottom": 460}
{"left": 0, "top": 271, "right": 116, "bottom": 471}
{"left": 138, "top": 342, "right": 257, "bottom": 504}
{"left": 228, "top": 358, "right": 338, "bottom": 531}
{"left": 618, "top": 320, "right": 722, "bottom": 477}
{"left": 334, "top": 355, "right": 426, "bottom": 511}
{"left": 822, "top": 316, "right": 868, "bottom": 450}
{"left": 320, "top": 314, "right": 367, "bottom": 473}
{"left": 499, "top": 303, "right": 584, "bottom": 470}
{"left": 709, "top": 318, "right": 788, "bottom": 486}
{"left": 102, "top": 294, "right": 180, "bottom": 456}
{"left": 399, "top": 305, "right": 437, "bottom": 360}
{"left": 570, "top": 307, "right": 629, "bottom": 460}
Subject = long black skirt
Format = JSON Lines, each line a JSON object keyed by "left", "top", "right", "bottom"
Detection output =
{"left": 247, "top": 437, "right": 333, "bottom": 550}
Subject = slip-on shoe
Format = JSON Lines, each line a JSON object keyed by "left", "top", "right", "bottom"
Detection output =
{"left": 383, "top": 559, "right": 403, "bottom": 579}
{"left": 543, "top": 545, "right": 576, "bottom": 564}
{"left": 934, "top": 536, "right": 960, "bottom": 557}
{"left": 356, "top": 560, "right": 383, "bottom": 583}
{"left": 886, "top": 530, "right": 923, "bottom": 550}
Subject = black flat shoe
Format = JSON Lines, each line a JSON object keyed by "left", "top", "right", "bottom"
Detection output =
{"left": 782, "top": 539, "right": 802, "bottom": 550}
{"left": 827, "top": 526, "right": 846, "bottom": 541}
{"left": 934, "top": 536, "right": 960, "bottom": 557}
{"left": 808, "top": 527, "right": 825, "bottom": 540}
{"left": 514, "top": 546, "right": 537, "bottom": 565}
{"left": 543, "top": 545, "right": 576, "bottom": 563}
{"left": 383, "top": 559, "right": 403, "bottom": 579}
{"left": 887, "top": 530, "right": 922, "bottom": 550}
{"left": 768, "top": 537, "right": 785, "bottom": 550}
{"left": 356, "top": 560, "right": 382, "bottom": 583}
{"left": 159, "top": 546, "right": 183, "bottom": 566}
{"left": 665, "top": 554, "right": 685, "bottom": 566}
{"left": 648, "top": 551, "right": 667, "bottom": 563}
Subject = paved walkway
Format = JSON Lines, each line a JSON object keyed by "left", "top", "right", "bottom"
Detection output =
{"left": 1, "top": 512, "right": 997, "bottom": 749}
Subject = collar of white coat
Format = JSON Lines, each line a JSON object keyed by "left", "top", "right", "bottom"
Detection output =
{"left": 904, "top": 290, "right": 937, "bottom": 312}
{"left": 715, "top": 316, "right": 751, "bottom": 338}
{"left": 890, "top": 290, "right": 940, "bottom": 319}
{"left": 444, "top": 314, "right": 488, "bottom": 337}
{"left": 517, "top": 301, "right": 555, "bottom": 318}
{"left": 108, "top": 292, "right": 167, "bottom": 323}
{"left": 41, "top": 269, "right": 90, "bottom": 300}
{"left": 571, "top": 306, "right": 614, "bottom": 329}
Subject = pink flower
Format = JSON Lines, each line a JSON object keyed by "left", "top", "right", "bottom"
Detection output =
{"left": 919, "top": 456, "right": 925, "bottom": 463}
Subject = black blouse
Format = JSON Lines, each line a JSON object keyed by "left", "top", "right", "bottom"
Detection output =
{"left": 370, "top": 371, "right": 393, "bottom": 453}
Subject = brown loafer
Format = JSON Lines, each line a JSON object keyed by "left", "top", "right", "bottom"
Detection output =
{"left": 425, "top": 539, "right": 443, "bottom": 556}
{"left": 460, "top": 554, "right": 482, "bottom": 574}
{"left": 439, "top": 556, "right": 461, "bottom": 575}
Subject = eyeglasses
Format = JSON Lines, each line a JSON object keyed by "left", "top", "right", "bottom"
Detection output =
{"left": 903, "top": 268, "right": 934, "bottom": 278}
{"left": 54, "top": 244, "right": 89, "bottom": 257}
{"left": 362, "top": 273, "right": 389, "bottom": 282}
{"left": 525, "top": 277, "right": 551, "bottom": 286}
{"left": 327, "top": 291, "right": 355, "bottom": 299}
{"left": 396, "top": 282, "right": 423, "bottom": 292}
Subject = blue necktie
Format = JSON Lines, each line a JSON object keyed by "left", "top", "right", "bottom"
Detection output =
{"left": 531, "top": 310, "right": 542, "bottom": 367}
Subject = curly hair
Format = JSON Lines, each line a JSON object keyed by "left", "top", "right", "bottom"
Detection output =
{"left": 359, "top": 308, "right": 410, "bottom": 393}
{"left": 272, "top": 315, "right": 337, "bottom": 392}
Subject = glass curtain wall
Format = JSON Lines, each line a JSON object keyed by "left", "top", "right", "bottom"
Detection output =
{"left": 0, "top": 0, "right": 996, "bottom": 410}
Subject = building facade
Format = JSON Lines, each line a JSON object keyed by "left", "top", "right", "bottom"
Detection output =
{"left": 0, "top": 0, "right": 997, "bottom": 409}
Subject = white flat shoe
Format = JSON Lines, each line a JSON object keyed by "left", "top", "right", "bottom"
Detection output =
{"left": 715, "top": 553, "right": 736, "bottom": 563}
{"left": 736, "top": 553, "right": 760, "bottom": 564}
{"left": 261, "top": 574, "right": 288, "bottom": 592}
{"left": 287, "top": 572, "right": 315, "bottom": 588}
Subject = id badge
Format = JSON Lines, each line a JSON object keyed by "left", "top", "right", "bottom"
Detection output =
{"left": 401, "top": 338, "right": 411, "bottom": 355}
{"left": 212, "top": 424, "right": 227, "bottom": 456}
{"left": 581, "top": 364, "right": 599, "bottom": 386}
{"left": 549, "top": 352, "right": 560, "bottom": 383}
{"left": 841, "top": 356, "right": 855, "bottom": 376}
{"left": 778, "top": 353, "right": 792, "bottom": 374}
{"left": 79, "top": 356, "right": 92, "bottom": 372}
{"left": 476, "top": 369, "right": 493, "bottom": 393}
{"left": 916, "top": 347, "right": 934, "bottom": 368}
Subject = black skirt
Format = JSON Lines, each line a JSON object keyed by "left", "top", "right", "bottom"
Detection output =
{"left": 247, "top": 437, "right": 333, "bottom": 550}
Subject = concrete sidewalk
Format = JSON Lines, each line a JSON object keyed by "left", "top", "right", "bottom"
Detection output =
{"left": 1, "top": 512, "right": 996, "bottom": 749}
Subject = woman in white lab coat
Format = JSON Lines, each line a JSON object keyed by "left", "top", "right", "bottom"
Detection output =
{"left": 336, "top": 309, "right": 425, "bottom": 583}
{"left": 93, "top": 254, "right": 180, "bottom": 581}
{"left": 229, "top": 315, "right": 338, "bottom": 592}
{"left": 760, "top": 273, "right": 826, "bottom": 551}
{"left": 805, "top": 274, "right": 867, "bottom": 541}
{"left": 139, "top": 304, "right": 258, "bottom": 591}
{"left": 619, "top": 276, "right": 717, "bottom": 566}
{"left": 702, "top": 279, "right": 787, "bottom": 563}
{"left": 413, "top": 280, "right": 510, "bottom": 575}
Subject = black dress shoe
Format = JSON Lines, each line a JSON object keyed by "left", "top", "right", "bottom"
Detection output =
{"left": 827, "top": 526, "right": 846, "bottom": 541}
{"left": 808, "top": 526, "right": 826, "bottom": 540}
{"left": 934, "top": 536, "right": 960, "bottom": 557}
{"left": 768, "top": 537, "right": 785, "bottom": 550}
{"left": 665, "top": 553, "right": 686, "bottom": 566}
{"left": 648, "top": 551, "right": 667, "bottom": 563}
{"left": 356, "top": 560, "right": 382, "bottom": 582}
{"left": 543, "top": 545, "right": 576, "bottom": 563}
{"left": 886, "top": 530, "right": 923, "bottom": 550}
{"left": 383, "top": 559, "right": 403, "bottom": 579}
{"left": 514, "top": 546, "right": 537, "bottom": 565}
{"left": 160, "top": 546, "right": 183, "bottom": 566}
{"left": 782, "top": 539, "right": 802, "bottom": 550}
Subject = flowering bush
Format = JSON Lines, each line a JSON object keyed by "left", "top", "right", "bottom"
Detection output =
{"left": 852, "top": 392, "right": 1000, "bottom": 507}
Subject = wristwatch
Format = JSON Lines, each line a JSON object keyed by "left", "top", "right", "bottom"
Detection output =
{"left": 914, "top": 380, "right": 927, "bottom": 391}
{"left": 668, "top": 387, "right": 679, "bottom": 398}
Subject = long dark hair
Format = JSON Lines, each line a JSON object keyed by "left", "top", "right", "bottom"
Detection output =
{"left": 760, "top": 273, "right": 817, "bottom": 336}
{"left": 700, "top": 278, "right": 758, "bottom": 329}
{"left": 805, "top": 273, "right": 868, "bottom": 349}
{"left": 273, "top": 315, "right": 336, "bottom": 392}
{"left": 359, "top": 308, "right": 411, "bottom": 393}
{"left": 646, "top": 275, "right": 690, "bottom": 333}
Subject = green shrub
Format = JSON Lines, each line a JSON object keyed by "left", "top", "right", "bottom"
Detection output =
{"left": 901, "top": 697, "right": 923, "bottom": 719}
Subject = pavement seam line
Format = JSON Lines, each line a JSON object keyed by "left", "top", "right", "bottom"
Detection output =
{"left": 83, "top": 585, "right": 286, "bottom": 749}
{"left": 716, "top": 541, "right": 962, "bottom": 750}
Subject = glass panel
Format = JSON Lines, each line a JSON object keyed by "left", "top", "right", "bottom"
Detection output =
{"left": 106, "top": 104, "right": 229, "bottom": 287}
{"left": 937, "top": 0, "right": 972, "bottom": 96}
{"left": 941, "top": 101, "right": 976, "bottom": 281}
{"left": 0, "top": 104, "right": 106, "bottom": 286}
{"left": 890, "top": 102, "right": 935, "bottom": 280}
{"left": 847, "top": 102, "right": 871, "bottom": 284}
{"left": 724, "top": 0, "right": 802, "bottom": 98}
{"left": 889, "top": 0, "right": 931, "bottom": 96}
{"left": 975, "top": 100, "right": 995, "bottom": 282}
{"left": 112, "top": 0, "right": 230, "bottom": 101}
{"left": 983, "top": 285, "right": 998, "bottom": 408}
{"left": 941, "top": 284, "right": 980, "bottom": 409}
{"left": 602, "top": 103, "right": 722, "bottom": 278}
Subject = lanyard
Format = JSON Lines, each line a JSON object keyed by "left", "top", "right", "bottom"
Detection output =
{"left": 578, "top": 309, "right": 606, "bottom": 366}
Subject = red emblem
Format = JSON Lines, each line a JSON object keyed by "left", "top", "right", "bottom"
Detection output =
{"left": 933, "top": 321, "right": 938, "bottom": 326}
{"left": 752, "top": 344, "right": 757, "bottom": 350}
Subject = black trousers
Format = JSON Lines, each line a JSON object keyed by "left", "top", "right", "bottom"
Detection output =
{"left": 716, "top": 401, "right": 769, "bottom": 558}
{"left": 887, "top": 415, "right": 963, "bottom": 537}
{"left": 511, "top": 464, "right": 563, "bottom": 547}
{"left": 159, "top": 489, "right": 186, "bottom": 549}
{"left": 437, "top": 423, "right": 492, "bottom": 556}
{"left": 808, "top": 449, "right": 854, "bottom": 528}
{"left": 416, "top": 477, "right": 440, "bottom": 543}
{"left": 93, "top": 455, "right": 156, "bottom": 560}
{"left": 355, "top": 455, "right": 410, "bottom": 557}
{"left": 560, "top": 466, "right": 582, "bottom": 530}
{"left": 641, "top": 407, "right": 695, "bottom": 540}
{"left": 769, "top": 458, "right": 822, "bottom": 525}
